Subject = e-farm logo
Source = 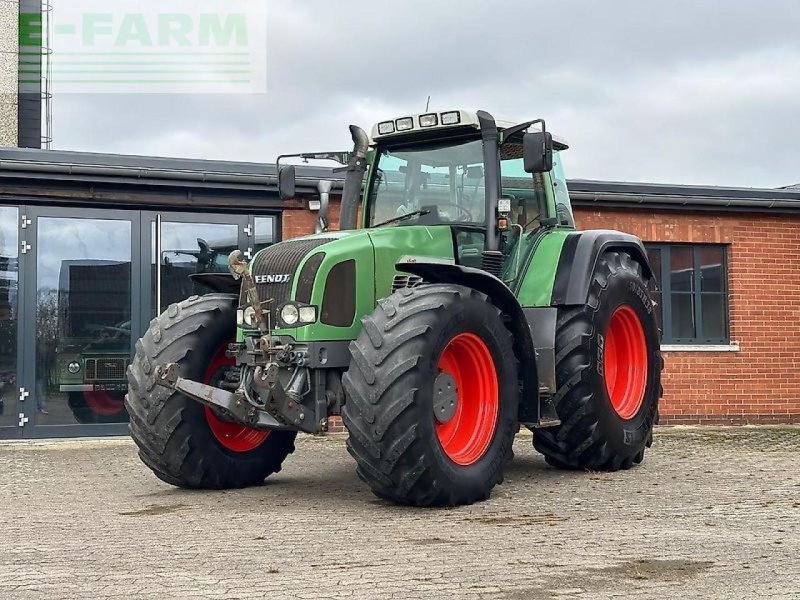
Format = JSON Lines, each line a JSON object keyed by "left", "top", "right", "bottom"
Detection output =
{"left": 19, "top": 0, "right": 267, "bottom": 94}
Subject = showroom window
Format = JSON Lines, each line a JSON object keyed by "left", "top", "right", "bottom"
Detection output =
{"left": 645, "top": 244, "right": 730, "bottom": 344}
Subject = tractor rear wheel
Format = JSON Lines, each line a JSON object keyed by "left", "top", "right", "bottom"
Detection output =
{"left": 342, "top": 284, "right": 518, "bottom": 506}
{"left": 125, "top": 294, "right": 296, "bottom": 489}
{"left": 533, "top": 251, "right": 662, "bottom": 471}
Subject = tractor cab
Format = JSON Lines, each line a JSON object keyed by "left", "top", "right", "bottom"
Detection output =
{"left": 279, "top": 109, "right": 574, "bottom": 283}
{"left": 362, "top": 110, "right": 574, "bottom": 278}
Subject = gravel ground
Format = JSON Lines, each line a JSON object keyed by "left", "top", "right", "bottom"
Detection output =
{"left": 0, "top": 426, "right": 798, "bottom": 599}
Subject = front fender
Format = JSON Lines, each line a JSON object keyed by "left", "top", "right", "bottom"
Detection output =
{"left": 188, "top": 273, "right": 240, "bottom": 294}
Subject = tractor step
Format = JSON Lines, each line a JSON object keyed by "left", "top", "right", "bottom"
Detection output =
{"left": 527, "top": 392, "right": 561, "bottom": 428}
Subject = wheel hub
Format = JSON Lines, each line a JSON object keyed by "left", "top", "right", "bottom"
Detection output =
{"left": 433, "top": 372, "right": 458, "bottom": 424}
{"left": 434, "top": 332, "right": 499, "bottom": 466}
{"left": 604, "top": 305, "right": 648, "bottom": 420}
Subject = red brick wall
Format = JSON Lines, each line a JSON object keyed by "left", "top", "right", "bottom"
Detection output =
{"left": 281, "top": 197, "right": 342, "bottom": 239}
{"left": 279, "top": 200, "right": 800, "bottom": 425}
{"left": 574, "top": 207, "right": 800, "bottom": 425}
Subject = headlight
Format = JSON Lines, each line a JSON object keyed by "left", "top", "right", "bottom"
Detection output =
{"left": 280, "top": 304, "right": 300, "bottom": 326}
{"left": 243, "top": 306, "right": 257, "bottom": 328}
{"left": 441, "top": 111, "right": 461, "bottom": 125}
{"left": 68, "top": 361, "right": 81, "bottom": 374}
{"left": 377, "top": 121, "right": 395, "bottom": 135}
{"left": 278, "top": 303, "right": 318, "bottom": 327}
{"left": 298, "top": 306, "right": 317, "bottom": 323}
{"left": 419, "top": 113, "right": 438, "bottom": 128}
{"left": 395, "top": 117, "right": 414, "bottom": 131}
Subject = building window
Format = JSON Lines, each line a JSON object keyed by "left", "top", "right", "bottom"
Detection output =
{"left": 645, "top": 244, "right": 730, "bottom": 344}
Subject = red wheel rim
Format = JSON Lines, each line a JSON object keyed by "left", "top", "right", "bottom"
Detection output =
{"left": 435, "top": 333, "right": 499, "bottom": 466}
{"left": 604, "top": 306, "right": 648, "bottom": 420}
{"left": 203, "top": 343, "right": 270, "bottom": 453}
{"left": 83, "top": 389, "right": 125, "bottom": 416}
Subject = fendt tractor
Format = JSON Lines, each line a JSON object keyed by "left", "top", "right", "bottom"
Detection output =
{"left": 126, "top": 110, "right": 662, "bottom": 506}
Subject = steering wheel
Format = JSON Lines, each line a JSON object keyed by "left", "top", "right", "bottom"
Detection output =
{"left": 437, "top": 203, "right": 474, "bottom": 222}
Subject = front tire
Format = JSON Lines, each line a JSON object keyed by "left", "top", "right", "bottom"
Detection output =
{"left": 125, "top": 294, "right": 296, "bottom": 489}
{"left": 534, "top": 251, "right": 662, "bottom": 471}
{"left": 342, "top": 285, "right": 518, "bottom": 506}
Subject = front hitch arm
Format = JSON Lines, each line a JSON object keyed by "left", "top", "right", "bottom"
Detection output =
{"left": 154, "top": 363, "right": 289, "bottom": 430}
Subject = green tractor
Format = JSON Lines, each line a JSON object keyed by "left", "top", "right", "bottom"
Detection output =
{"left": 126, "top": 110, "right": 662, "bottom": 506}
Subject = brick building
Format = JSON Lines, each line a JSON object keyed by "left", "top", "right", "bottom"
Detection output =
{"left": 287, "top": 179, "right": 800, "bottom": 426}
{"left": 1, "top": 146, "right": 799, "bottom": 439}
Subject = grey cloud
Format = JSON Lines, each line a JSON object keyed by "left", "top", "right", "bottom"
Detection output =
{"left": 51, "top": 0, "right": 800, "bottom": 187}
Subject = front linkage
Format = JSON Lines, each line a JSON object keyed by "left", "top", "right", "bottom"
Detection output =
{"left": 154, "top": 250, "right": 331, "bottom": 434}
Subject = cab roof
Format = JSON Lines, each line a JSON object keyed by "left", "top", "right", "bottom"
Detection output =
{"left": 370, "top": 109, "right": 569, "bottom": 149}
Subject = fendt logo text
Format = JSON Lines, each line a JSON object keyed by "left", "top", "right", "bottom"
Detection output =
{"left": 254, "top": 274, "right": 291, "bottom": 285}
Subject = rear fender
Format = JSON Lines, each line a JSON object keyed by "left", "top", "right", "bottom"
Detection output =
{"left": 551, "top": 231, "right": 653, "bottom": 306}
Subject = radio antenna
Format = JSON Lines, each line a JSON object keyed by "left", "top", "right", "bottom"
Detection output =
{"left": 425, "top": 95, "right": 431, "bottom": 112}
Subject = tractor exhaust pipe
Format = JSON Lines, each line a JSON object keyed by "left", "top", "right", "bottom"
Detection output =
{"left": 476, "top": 110, "right": 503, "bottom": 276}
{"left": 338, "top": 125, "right": 370, "bottom": 231}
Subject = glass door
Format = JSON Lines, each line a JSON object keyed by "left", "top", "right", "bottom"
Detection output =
{"left": 143, "top": 212, "right": 253, "bottom": 321}
{"left": 0, "top": 206, "right": 21, "bottom": 439}
{"left": 11, "top": 209, "right": 277, "bottom": 438}
{"left": 24, "top": 207, "right": 139, "bottom": 436}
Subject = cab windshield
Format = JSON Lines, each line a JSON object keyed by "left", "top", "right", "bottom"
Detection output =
{"left": 367, "top": 139, "right": 486, "bottom": 227}
{"left": 367, "top": 137, "right": 549, "bottom": 232}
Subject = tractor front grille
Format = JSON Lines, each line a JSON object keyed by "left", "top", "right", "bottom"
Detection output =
{"left": 245, "top": 237, "right": 335, "bottom": 309}
{"left": 85, "top": 358, "right": 128, "bottom": 381}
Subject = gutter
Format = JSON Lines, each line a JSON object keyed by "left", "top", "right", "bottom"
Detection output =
{"left": 0, "top": 158, "right": 346, "bottom": 194}
{"left": 3, "top": 151, "right": 800, "bottom": 214}
{"left": 569, "top": 191, "right": 800, "bottom": 213}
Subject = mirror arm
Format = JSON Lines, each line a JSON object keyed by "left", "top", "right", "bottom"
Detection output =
{"left": 500, "top": 118, "right": 547, "bottom": 143}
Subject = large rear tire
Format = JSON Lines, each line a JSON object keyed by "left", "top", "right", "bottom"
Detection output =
{"left": 342, "top": 285, "right": 518, "bottom": 506}
{"left": 125, "top": 294, "right": 296, "bottom": 489}
{"left": 533, "top": 251, "right": 662, "bottom": 471}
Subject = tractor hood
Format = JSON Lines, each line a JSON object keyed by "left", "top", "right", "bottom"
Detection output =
{"left": 243, "top": 225, "right": 456, "bottom": 342}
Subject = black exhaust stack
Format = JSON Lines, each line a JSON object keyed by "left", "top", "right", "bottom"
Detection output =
{"left": 476, "top": 110, "right": 503, "bottom": 277}
{"left": 338, "top": 125, "right": 370, "bottom": 231}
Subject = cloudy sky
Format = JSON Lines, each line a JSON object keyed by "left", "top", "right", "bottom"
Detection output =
{"left": 49, "top": 0, "right": 800, "bottom": 188}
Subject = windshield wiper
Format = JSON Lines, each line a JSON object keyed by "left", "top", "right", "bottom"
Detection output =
{"left": 372, "top": 209, "right": 431, "bottom": 228}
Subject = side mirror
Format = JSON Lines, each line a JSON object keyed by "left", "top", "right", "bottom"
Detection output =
{"left": 523, "top": 132, "right": 553, "bottom": 173}
{"left": 278, "top": 165, "right": 296, "bottom": 200}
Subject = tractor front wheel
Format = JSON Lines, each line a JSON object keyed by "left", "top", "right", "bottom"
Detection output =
{"left": 125, "top": 294, "right": 296, "bottom": 489}
{"left": 342, "top": 284, "right": 518, "bottom": 506}
{"left": 534, "top": 251, "right": 662, "bottom": 470}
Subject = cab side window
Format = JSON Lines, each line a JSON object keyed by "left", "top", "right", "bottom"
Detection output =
{"left": 551, "top": 151, "right": 575, "bottom": 227}
{"left": 499, "top": 151, "right": 548, "bottom": 232}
